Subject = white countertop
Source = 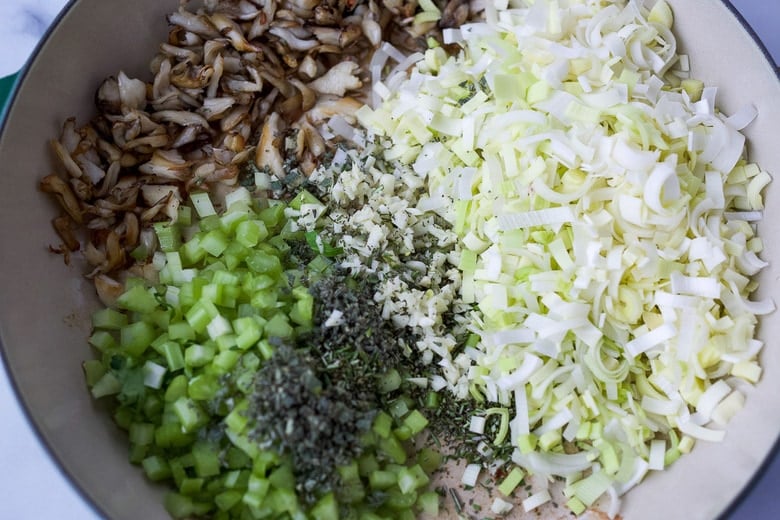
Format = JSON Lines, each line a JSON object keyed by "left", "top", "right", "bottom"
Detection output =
{"left": 1, "top": 1, "right": 779, "bottom": 519}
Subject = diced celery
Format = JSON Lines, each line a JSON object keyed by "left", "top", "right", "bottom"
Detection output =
{"left": 215, "top": 334, "right": 237, "bottom": 351}
{"left": 179, "top": 477, "right": 204, "bottom": 495}
{"left": 146, "top": 308, "right": 171, "bottom": 330}
{"left": 243, "top": 474, "right": 271, "bottom": 509}
{"left": 155, "top": 423, "right": 194, "bottom": 449}
{"left": 201, "top": 229, "right": 230, "bottom": 257}
{"left": 358, "top": 513, "right": 386, "bottom": 520}
{"left": 372, "top": 411, "right": 393, "bottom": 438}
{"left": 338, "top": 461, "right": 361, "bottom": 484}
{"left": 164, "top": 375, "right": 189, "bottom": 402}
{"left": 256, "top": 339, "right": 274, "bottom": 360}
{"left": 142, "top": 394, "right": 163, "bottom": 419}
{"left": 236, "top": 220, "right": 268, "bottom": 247}
{"left": 340, "top": 481, "right": 367, "bottom": 505}
{"left": 233, "top": 317, "right": 262, "bottom": 350}
{"left": 250, "top": 289, "right": 277, "bottom": 310}
{"left": 388, "top": 398, "right": 410, "bottom": 419}
{"left": 88, "top": 331, "right": 117, "bottom": 352}
{"left": 310, "top": 492, "right": 338, "bottom": 520}
{"left": 91, "top": 308, "right": 128, "bottom": 330}
{"left": 246, "top": 250, "right": 283, "bottom": 275}
{"left": 161, "top": 342, "right": 185, "bottom": 371}
{"left": 116, "top": 285, "right": 159, "bottom": 314}
{"left": 198, "top": 214, "right": 221, "bottom": 232}
{"left": 385, "top": 490, "right": 417, "bottom": 510}
{"left": 219, "top": 207, "right": 250, "bottom": 234}
{"left": 377, "top": 369, "right": 402, "bottom": 394}
{"left": 223, "top": 243, "right": 249, "bottom": 271}
{"left": 269, "top": 464, "right": 295, "bottom": 490}
{"left": 169, "top": 458, "right": 186, "bottom": 487}
{"left": 214, "top": 490, "right": 242, "bottom": 511}
{"left": 90, "top": 372, "right": 121, "bottom": 398}
{"left": 213, "top": 350, "right": 241, "bottom": 373}
{"left": 142, "top": 455, "right": 171, "bottom": 481}
{"left": 82, "top": 359, "right": 106, "bottom": 387}
{"left": 397, "top": 466, "right": 427, "bottom": 494}
{"left": 393, "top": 425, "right": 412, "bottom": 441}
{"left": 185, "top": 300, "right": 218, "bottom": 333}
{"left": 402, "top": 410, "right": 429, "bottom": 435}
{"left": 225, "top": 401, "right": 249, "bottom": 433}
{"left": 212, "top": 269, "right": 239, "bottom": 286}
{"left": 113, "top": 407, "right": 134, "bottom": 430}
{"left": 378, "top": 435, "right": 407, "bottom": 464}
{"left": 172, "top": 397, "right": 208, "bottom": 433}
{"left": 168, "top": 321, "right": 195, "bottom": 341}
{"left": 258, "top": 203, "right": 286, "bottom": 231}
{"left": 177, "top": 205, "right": 192, "bottom": 226}
{"left": 417, "top": 490, "right": 440, "bottom": 515}
{"left": 129, "top": 422, "right": 155, "bottom": 446}
{"left": 165, "top": 492, "right": 195, "bottom": 518}
{"left": 188, "top": 374, "right": 219, "bottom": 401}
{"left": 185, "top": 343, "right": 216, "bottom": 368}
{"left": 178, "top": 277, "right": 204, "bottom": 306}
{"left": 264, "top": 313, "right": 293, "bottom": 339}
{"left": 201, "top": 283, "right": 223, "bottom": 304}
{"left": 417, "top": 447, "right": 442, "bottom": 474}
{"left": 223, "top": 467, "right": 250, "bottom": 486}
{"left": 289, "top": 294, "right": 313, "bottom": 326}
{"left": 154, "top": 222, "right": 182, "bottom": 253}
{"left": 180, "top": 236, "right": 206, "bottom": 266}
{"left": 358, "top": 454, "right": 380, "bottom": 477}
{"left": 128, "top": 443, "right": 148, "bottom": 464}
{"left": 190, "top": 192, "right": 217, "bottom": 218}
{"left": 193, "top": 442, "right": 222, "bottom": 478}
{"left": 252, "top": 450, "right": 279, "bottom": 476}
{"left": 369, "top": 470, "right": 396, "bottom": 490}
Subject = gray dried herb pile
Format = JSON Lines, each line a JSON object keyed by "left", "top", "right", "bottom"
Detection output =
{"left": 246, "top": 270, "right": 416, "bottom": 502}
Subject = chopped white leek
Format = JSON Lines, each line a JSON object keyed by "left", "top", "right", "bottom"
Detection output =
{"left": 461, "top": 463, "right": 482, "bottom": 487}
{"left": 353, "top": 0, "right": 772, "bottom": 515}
{"left": 522, "top": 489, "right": 552, "bottom": 512}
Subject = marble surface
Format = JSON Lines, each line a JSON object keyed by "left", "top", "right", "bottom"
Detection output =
{"left": 1, "top": 0, "right": 779, "bottom": 519}
{"left": 0, "top": 0, "right": 70, "bottom": 77}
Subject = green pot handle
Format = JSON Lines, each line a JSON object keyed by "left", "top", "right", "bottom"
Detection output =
{"left": 0, "top": 73, "right": 19, "bottom": 111}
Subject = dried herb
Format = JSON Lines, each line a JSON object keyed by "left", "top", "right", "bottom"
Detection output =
{"left": 238, "top": 160, "right": 261, "bottom": 191}
{"left": 247, "top": 340, "right": 376, "bottom": 502}
{"left": 245, "top": 270, "right": 419, "bottom": 503}
{"left": 305, "top": 270, "right": 416, "bottom": 374}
